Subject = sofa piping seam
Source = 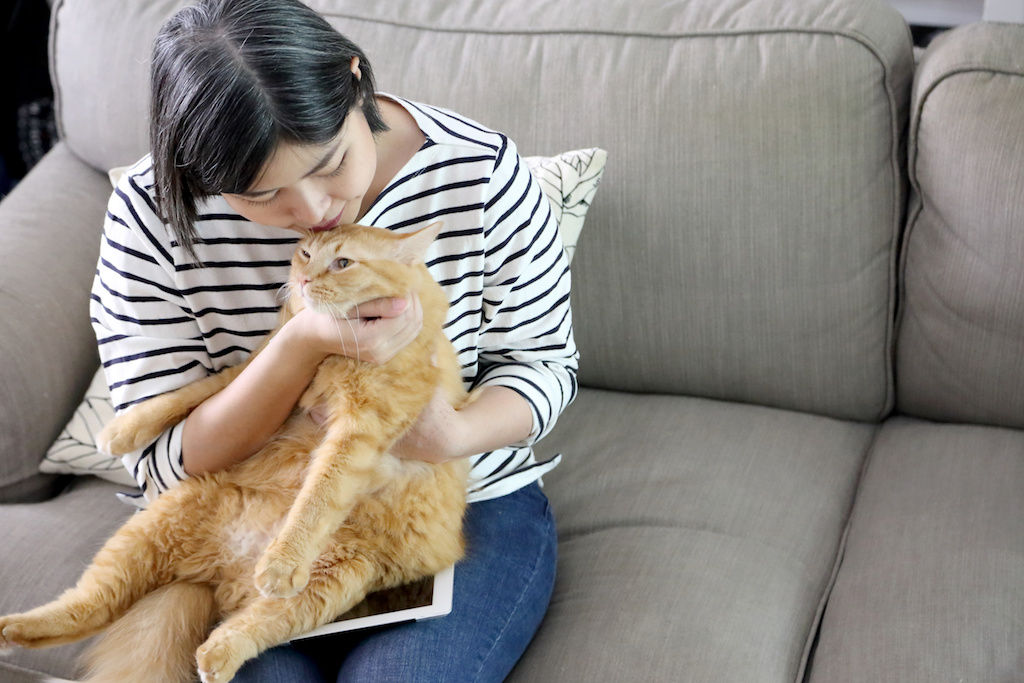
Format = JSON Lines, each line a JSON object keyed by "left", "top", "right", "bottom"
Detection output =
{"left": 794, "top": 421, "right": 885, "bottom": 682}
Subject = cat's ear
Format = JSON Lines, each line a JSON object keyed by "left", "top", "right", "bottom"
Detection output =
{"left": 394, "top": 222, "right": 442, "bottom": 264}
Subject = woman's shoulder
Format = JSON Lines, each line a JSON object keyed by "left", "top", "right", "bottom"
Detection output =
{"left": 108, "top": 154, "right": 156, "bottom": 198}
{"left": 386, "top": 94, "right": 512, "bottom": 159}
{"left": 106, "top": 154, "right": 162, "bottom": 226}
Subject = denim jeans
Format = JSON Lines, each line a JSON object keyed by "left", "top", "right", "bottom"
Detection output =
{"left": 232, "top": 482, "right": 558, "bottom": 682}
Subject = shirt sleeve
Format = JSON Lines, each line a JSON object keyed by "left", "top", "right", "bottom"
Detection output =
{"left": 473, "top": 136, "right": 579, "bottom": 444}
{"left": 90, "top": 165, "right": 210, "bottom": 501}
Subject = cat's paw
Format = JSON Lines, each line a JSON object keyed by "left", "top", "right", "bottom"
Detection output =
{"left": 96, "top": 414, "right": 146, "bottom": 455}
{"left": 0, "top": 615, "right": 20, "bottom": 653}
{"left": 0, "top": 614, "right": 37, "bottom": 652}
{"left": 254, "top": 551, "right": 310, "bottom": 599}
{"left": 196, "top": 635, "right": 247, "bottom": 683}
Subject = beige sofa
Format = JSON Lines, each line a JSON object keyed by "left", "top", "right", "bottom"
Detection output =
{"left": 2, "top": 0, "right": 1023, "bottom": 680}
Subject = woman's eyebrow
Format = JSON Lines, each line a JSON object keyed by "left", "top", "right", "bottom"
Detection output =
{"left": 235, "top": 141, "right": 343, "bottom": 197}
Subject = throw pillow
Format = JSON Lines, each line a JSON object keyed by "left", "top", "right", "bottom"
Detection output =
{"left": 39, "top": 368, "right": 136, "bottom": 486}
{"left": 524, "top": 147, "right": 607, "bottom": 263}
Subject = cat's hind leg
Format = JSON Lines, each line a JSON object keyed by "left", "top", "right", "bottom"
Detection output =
{"left": 0, "top": 501, "right": 186, "bottom": 650}
{"left": 196, "top": 556, "right": 380, "bottom": 683}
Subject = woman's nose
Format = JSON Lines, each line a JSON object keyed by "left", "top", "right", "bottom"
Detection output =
{"left": 289, "top": 182, "right": 331, "bottom": 226}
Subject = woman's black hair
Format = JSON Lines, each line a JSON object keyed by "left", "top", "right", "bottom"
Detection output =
{"left": 150, "top": 0, "right": 386, "bottom": 260}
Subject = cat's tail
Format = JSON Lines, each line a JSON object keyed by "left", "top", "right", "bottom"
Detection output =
{"left": 80, "top": 581, "right": 217, "bottom": 683}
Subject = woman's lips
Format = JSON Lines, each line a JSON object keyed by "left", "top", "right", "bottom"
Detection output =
{"left": 309, "top": 209, "right": 344, "bottom": 232}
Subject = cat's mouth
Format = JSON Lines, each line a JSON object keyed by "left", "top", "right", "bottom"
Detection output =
{"left": 300, "top": 288, "right": 366, "bottom": 319}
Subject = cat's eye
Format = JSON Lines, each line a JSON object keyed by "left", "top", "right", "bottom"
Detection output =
{"left": 300, "top": 249, "right": 310, "bottom": 260}
{"left": 330, "top": 257, "right": 351, "bottom": 271}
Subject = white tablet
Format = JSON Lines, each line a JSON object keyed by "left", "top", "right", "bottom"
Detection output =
{"left": 292, "top": 566, "right": 455, "bottom": 640}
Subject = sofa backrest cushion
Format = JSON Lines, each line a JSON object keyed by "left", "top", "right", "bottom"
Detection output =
{"left": 50, "top": 0, "right": 912, "bottom": 422}
{"left": 896, "top": 23, "right": 1024, "bottom": 428}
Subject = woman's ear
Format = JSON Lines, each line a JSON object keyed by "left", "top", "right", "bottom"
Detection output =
{"left": 350, "top": 56, "right": 362, "bottom": 81}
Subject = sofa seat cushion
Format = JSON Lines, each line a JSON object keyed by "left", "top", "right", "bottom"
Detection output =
{"left": 517, "top": 388, "right": 875, "bottom": 682}
{"left": 0, "top": 477, "right": 134, "bottom": 680}
{"left": 809, "top": 417, "right": 1024, "bottom": 681}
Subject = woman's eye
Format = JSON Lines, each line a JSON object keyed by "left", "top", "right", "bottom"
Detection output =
{"left": 242, "top": 192, "right": 277, "bottom": 206}
{"left": 326, "top": 155, "right": 347, "bottom": 177}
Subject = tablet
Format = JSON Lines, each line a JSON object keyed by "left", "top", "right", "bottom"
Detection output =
{"left": 292, "top": 565, "right": 455, "bottom": 640}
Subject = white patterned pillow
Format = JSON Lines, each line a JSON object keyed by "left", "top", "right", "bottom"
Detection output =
{"left": 524, "top": 148, "right": 607, "bottom": 263}
{"left": 39, "top": 368, "right": 136, "bottom": 486}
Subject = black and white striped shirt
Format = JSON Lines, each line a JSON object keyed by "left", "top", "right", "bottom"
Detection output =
{"left": 91, "top": 96, "right": 578, "bottom": 505}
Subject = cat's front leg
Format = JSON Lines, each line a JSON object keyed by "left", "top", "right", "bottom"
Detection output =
{"left": 98, "top": 364, "right": 245, "bottom": 455}
{"left": 254, "top": 429, "right": 377, "bottom": 599}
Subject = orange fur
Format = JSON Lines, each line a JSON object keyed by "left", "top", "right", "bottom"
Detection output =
{"left": 0, "top": 223, "right": 469, "bottom": 683}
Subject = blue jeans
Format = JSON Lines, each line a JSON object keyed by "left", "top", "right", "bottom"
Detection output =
{"left": 232, "top": 483, "right": 557, "bottom": 682}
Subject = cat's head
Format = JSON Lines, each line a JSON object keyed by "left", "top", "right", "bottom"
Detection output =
{"left": 286, "top": 222, "right": 442, "bottom": 317}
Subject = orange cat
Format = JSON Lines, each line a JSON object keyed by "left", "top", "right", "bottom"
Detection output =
{"left": 0, "top": 222, "right": 469, "bottom": 683}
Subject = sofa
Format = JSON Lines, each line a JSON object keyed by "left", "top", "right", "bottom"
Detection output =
{"left": 2, "top": 0, "right": 1023, "bottom": 680}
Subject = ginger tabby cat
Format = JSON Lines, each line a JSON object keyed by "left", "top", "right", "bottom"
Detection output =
{"left": 0, "top": 222, "right": 469, "bottom": 683}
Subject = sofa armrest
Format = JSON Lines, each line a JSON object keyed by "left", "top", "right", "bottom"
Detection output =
{"left": 0, "top": 142, "right": 111, "bottom": 502}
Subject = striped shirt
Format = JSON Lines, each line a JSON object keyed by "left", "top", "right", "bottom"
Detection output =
{"left": 90, "top": 96, "right": 578, "bottom": 505}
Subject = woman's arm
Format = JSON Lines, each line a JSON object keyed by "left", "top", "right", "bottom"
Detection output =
{"left": 394, "top": 137, "right": 578, "bottom": 463}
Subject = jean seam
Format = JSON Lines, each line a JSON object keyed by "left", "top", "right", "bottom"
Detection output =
{"left": 471, "top": 500, "right": 555, "bottom": 681}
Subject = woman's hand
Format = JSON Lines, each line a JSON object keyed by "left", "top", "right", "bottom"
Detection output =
{"left": 391, "top": 387, "right": 466, "bottom": 463}
{"left": 289, "top": 294, "right": 423, "bottom": 364}
{"left": 392, "top": 386, "right": 535, "bottom": 464}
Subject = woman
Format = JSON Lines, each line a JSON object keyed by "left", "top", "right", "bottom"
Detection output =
{"left": 90, "top": 0, "right": 577, "bottom": 680}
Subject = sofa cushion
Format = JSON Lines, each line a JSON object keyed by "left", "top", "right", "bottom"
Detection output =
{"left": 518, "top": 388, "right": 875, "bottom": 682}
{"left": 51, "top": 0, "right": 914, "bottom": 421}
{"left": 0, "top": 477, "right": 134, "bottom": 680}
{"left": 809, "top": 417, "right": 1024, "bottom": 681}
{"left": 308, "top": 0, "right": 914, "bottom": 424}
{"left": 0, "top": 143, "right": 111, "bottom": 501}
{"left": 896, "top": 23, "right": 1024, "bottom": 428}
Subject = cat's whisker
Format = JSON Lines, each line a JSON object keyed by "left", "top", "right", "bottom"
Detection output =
{"left": 328, "top": 311, "right": 350, "bottom": 360}
{"left": 276, "top": 281, "right": 293, "bottom": 304}
{"left": 344, "top": 316, "right": 361, "bottom": 364}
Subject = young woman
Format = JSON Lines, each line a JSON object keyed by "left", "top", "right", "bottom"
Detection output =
{"left": 90, "top": 0, "right": 576, "bottom": 680}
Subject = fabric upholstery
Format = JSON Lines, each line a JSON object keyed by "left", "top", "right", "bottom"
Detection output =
{"left": 0, "top": 477, "right": 135, "bottom": 680}
{"left": 809, "top": 417, "right": 1024, "bottom": 681}
{"left": 0, "top": 143, "right": 110, "bottom": 500}
{"left": 319, "top": 0, "right": 913, "bottom": 421}
{"left": 515, "top": 388, "right": 875, "bottom": 682}
{"left": 50, "top": 0, "right": 913, "bottom": 421}
{"left": 896, "top": 23, "right": 1024, "bottom": 428}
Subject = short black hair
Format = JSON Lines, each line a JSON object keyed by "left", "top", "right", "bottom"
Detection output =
{"left": 149, "top": 0, "right": 387, "bottom": 259}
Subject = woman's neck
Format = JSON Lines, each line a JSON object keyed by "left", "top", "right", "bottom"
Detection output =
{"left": 359, "top": 97, "right": 426, "bottom": 221}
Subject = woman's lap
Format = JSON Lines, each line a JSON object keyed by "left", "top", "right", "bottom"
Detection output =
{"left": 233, "top": 482, "right": 557, "bottom": 682}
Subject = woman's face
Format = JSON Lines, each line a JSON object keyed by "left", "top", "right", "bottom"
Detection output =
{"left": 223, "top": 108, "right": 377, "bottom": 234}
